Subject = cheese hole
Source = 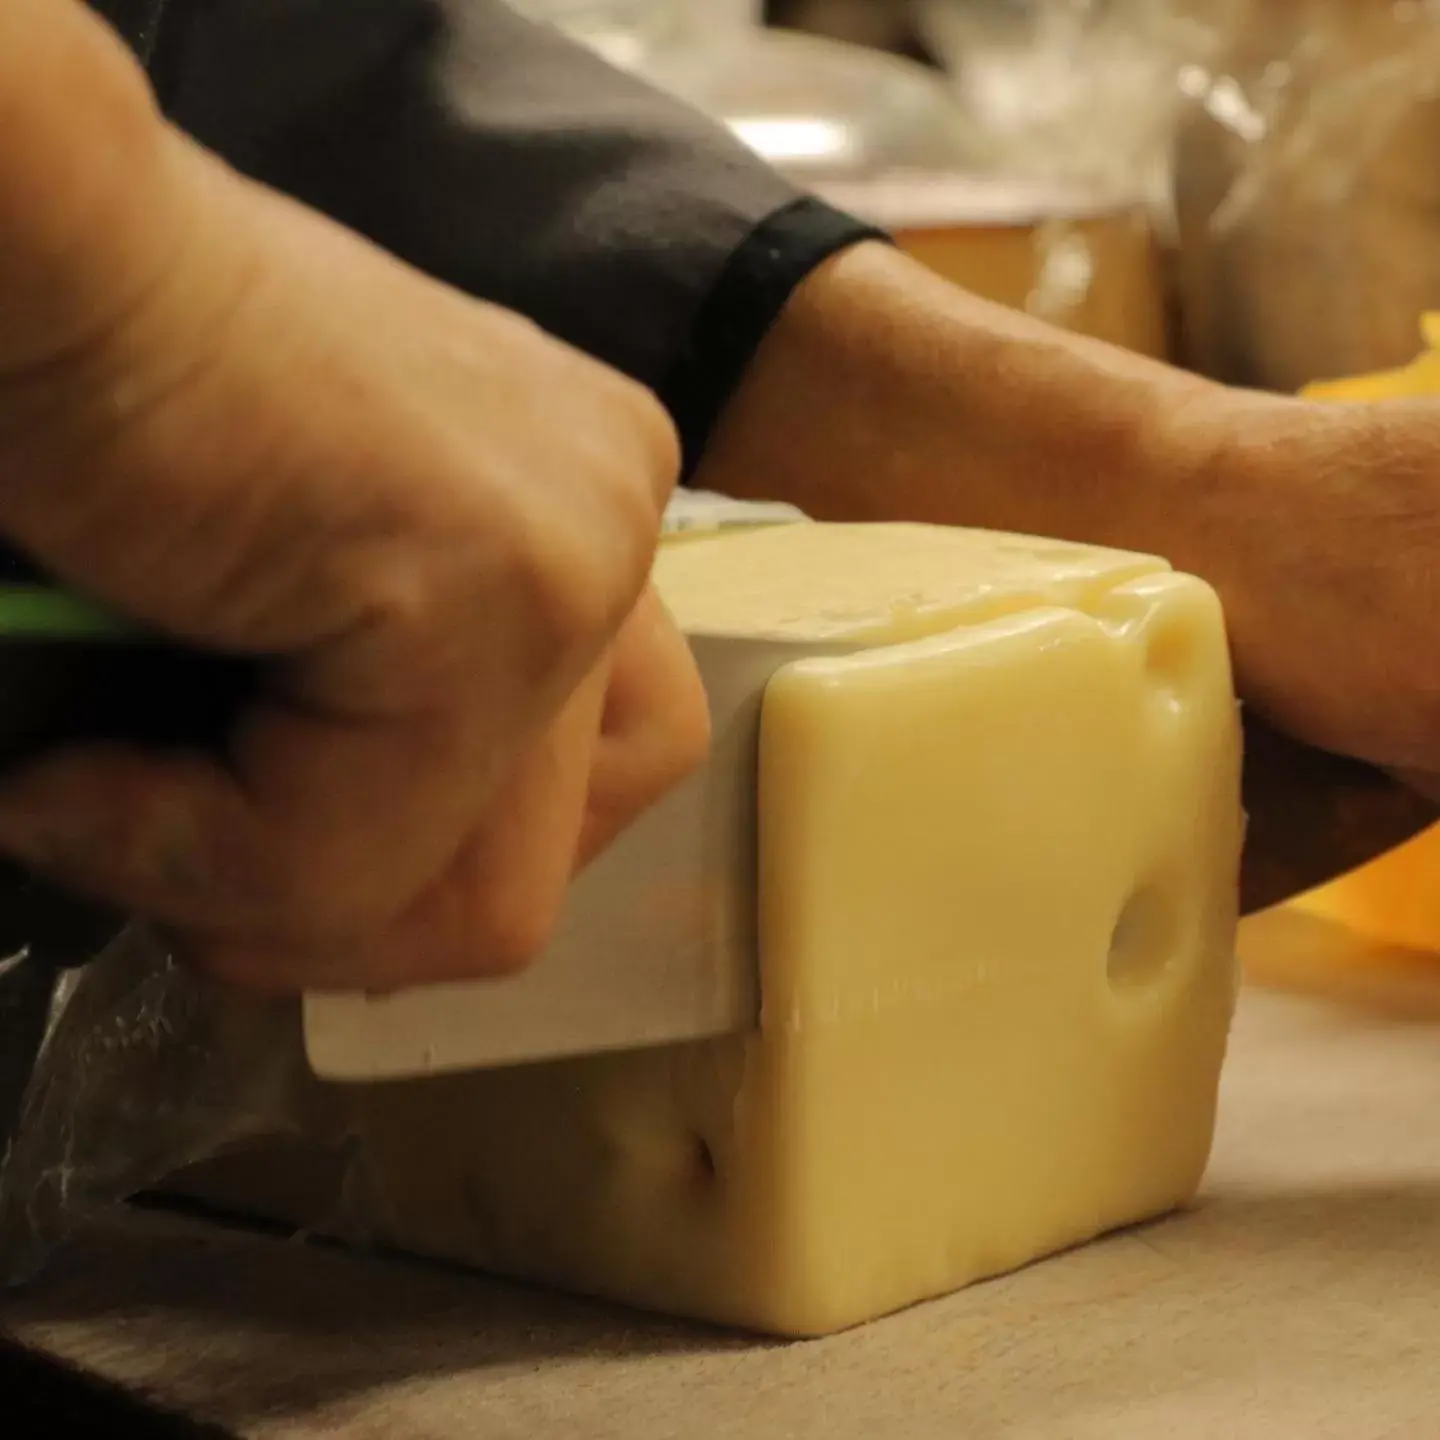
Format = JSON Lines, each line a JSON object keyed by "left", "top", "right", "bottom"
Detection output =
{"left": 1141, "top": 613, "right": 1199, "bottom": 707}
{"left": 1093, "top": 583, "right": 1200, "bottom": 710}
{"left": 1106, "top": 884, "right": 1175, "bottom": 989}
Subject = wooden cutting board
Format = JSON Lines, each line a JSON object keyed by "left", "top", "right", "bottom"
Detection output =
{"left": 7, "top": 911, "right": 1440, "bottom": 1438}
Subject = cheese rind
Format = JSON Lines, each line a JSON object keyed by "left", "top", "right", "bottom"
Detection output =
{"left": 179, "top": 523, "right": 1244, "bottom": 1337}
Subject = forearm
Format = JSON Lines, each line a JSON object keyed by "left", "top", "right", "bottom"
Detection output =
{"left": 695, "top": 241, "right": 1267, "bottom": 571}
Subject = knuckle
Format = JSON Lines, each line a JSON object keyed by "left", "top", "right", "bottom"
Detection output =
{"left": 508, "top": 510, "right": 653, "bottom": 679}
{"left": 667, "top": 682, "right": 713, "bottom": 783}
{"left": 641, "top": 667, "right": 712, "bottom": 804}
{"left": 614, "top": 376, "right": 681, "bottom": 509}
{"left": 468, "top": 890, "right": 560, "bottom": 977}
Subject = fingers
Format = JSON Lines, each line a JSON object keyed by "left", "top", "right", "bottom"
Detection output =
{"left": 575, "top": 586, "right": 710, "bottom": 868}
{"left": 31, "top": 586, "right": 710, "bottom": 992}
{"left": 159, "top": 591, "right": 711, "bottom": 991}
{"left": 343, "top": 594, "right": 711, "bottom": 992}
{"left": 193, "top": 668, "right": 612, "bottom": 993}
{"left": 0, "top": 703, "right": 496, "bottom": 941}
{"left": 0, "top": 672, "right": 605, "bottom": 992}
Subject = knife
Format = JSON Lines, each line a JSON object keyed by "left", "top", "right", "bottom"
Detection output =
{"left": 301, "top": 630, "right": 1440, "bottom": 1083}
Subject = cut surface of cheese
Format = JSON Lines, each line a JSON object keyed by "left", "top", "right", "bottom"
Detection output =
{"left": 178, "top": 521, "right": 1244, "bottom": 1337}
{"left": 652, "top": 521, "right": 1168, "bottom": 641}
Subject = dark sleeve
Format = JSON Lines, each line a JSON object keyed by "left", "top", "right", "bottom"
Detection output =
{"left": 99, "top": 0, "right": 886, "bottom": 475}
{"left": 87, "top": 0, "right": 167, "bottom": 61}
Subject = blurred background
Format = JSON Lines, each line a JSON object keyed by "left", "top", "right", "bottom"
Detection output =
{"left": 509, "top": 0, "right": 1440, "bottom": 395}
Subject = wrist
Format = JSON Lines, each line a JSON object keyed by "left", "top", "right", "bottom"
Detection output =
{"left": 694, "top": 240, "right": 1244, "bottom": 565}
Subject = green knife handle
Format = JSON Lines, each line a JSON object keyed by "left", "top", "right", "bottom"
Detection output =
{"left": 0, "top": 560, "right": 260, "bottom": 971}
{"left": 0, "top": 627, "right": 259, "bottom": 773}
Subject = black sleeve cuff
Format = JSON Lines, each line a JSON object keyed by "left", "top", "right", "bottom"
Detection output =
{"left": 661, "top": 197, "right": 889, "bottom": 481}
{"left": 87, "top": 0, "right": 169, "bottom": 63}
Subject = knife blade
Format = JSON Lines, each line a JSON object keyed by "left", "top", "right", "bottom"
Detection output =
{"left": 300, "top": 633, "right": 822, "bottom": 1081}
{"left": 302, "top": 630, "right": 1440, "bottom": 1084}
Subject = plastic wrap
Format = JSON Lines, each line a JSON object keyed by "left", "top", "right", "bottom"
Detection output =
{"left": 917, "top": 0, "right": 1206, "bottom": 203}
{"left": 5, "top": 1, "right": 1440, "bottom": 1285}
{"left": 0, "top": 924, "right": 313, "bottom": 1282}
{"left": 1169, "top": 0, "right": 1440, "bottom": 390}
{"left": 915, "top": 0, "right": 1440, "bottom": 387}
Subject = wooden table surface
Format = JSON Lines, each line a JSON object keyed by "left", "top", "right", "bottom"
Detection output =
{"left": 6, "top": 910, "right": 1440, "bottom": 1438}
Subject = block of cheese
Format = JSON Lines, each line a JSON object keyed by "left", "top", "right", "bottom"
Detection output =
{"left": 173, "top": 522, "right": 1243, "bottom": 1337}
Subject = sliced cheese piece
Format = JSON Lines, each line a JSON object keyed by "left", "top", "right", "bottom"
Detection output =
{"left": 175, "top": 522, "right": 1244, "bottom": 1337}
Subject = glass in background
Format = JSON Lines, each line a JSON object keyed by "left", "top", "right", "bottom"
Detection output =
{"left": 510, "top": 0, "right": 1170, "bottom": 356}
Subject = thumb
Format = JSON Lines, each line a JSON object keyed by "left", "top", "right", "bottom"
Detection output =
{"left": 574, "top": 586, "right": 710, "bottom": 868}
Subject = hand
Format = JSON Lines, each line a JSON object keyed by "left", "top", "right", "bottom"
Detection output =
{"left": 0, "top": 0, "right": 708, "bottom": 990}
{"left": 1185, "top": 391, "right": 1440, "bottom": 791}
{"left": 310, "top": 585, "right": 710, "bottom": 999}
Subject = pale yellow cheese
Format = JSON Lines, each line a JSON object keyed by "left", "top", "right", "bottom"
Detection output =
{"left": 330, "top": 523, "right": 1241, "bottom": 1334}
{"left": 179, "top": 522, "right": 1244, "bottom": 1337}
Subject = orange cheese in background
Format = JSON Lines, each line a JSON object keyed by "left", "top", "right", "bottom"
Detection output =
{"left": 1303, "top": 313, "right": 1440, "bottom": 402}
{"left": 1289, "top": 316, "right": 1440, "bottom": 955}
{"left": 1291, "top": 825, "right": 1440, "bottom": 955}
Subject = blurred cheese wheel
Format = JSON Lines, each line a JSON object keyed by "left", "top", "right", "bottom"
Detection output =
{"left": 817, "top": 174, "right": 1170, "bottom": 358}
{"left": 1292, "top": 824, "right": 1440, "bottom": 955}
{"left": 1239, "top": 902, "right": 1440, "bottom": 1018}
